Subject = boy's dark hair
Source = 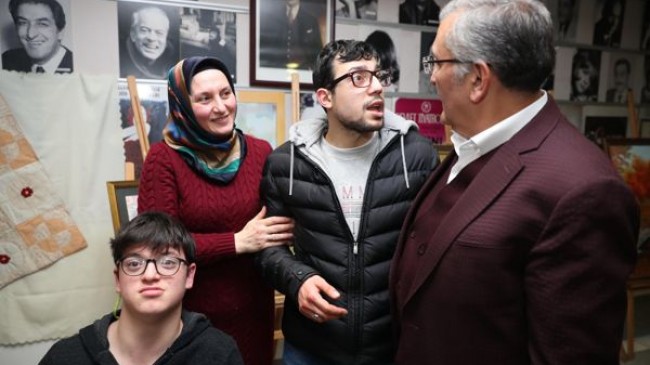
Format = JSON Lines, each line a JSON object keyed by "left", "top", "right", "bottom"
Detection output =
{"left": 110, "top": 211, "right": 196, "bottom": 264}
{"left": 9, "top": 0, "right": 67, "bottom": 31}
{"left": 312, "top": 39, "right": 378, "bottom": 91}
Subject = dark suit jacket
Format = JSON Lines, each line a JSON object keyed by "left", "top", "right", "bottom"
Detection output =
{"left": 389, "top": 98, "right": 639, "bottom": 365}
{"left": 2, "top": 46, "right": 73, "bottom": 73}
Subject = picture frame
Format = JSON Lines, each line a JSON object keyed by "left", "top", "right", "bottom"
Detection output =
{"left": 117, "top": 0, "right": 242, "bottom": 81}
{"left": 604, "top": 138, "right": 650, "bottom": 252}
{"left": 250, "top": 0, "right": 334, "bottom": 89}
{"left": 106, "top": 180, "right": 140, "bottom": 233}
{"left": 237, "top": 90, "right": 286, "bottom": 147}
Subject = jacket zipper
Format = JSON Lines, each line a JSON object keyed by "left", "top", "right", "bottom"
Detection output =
{"left": 292, "top": 133, "right": 400, "bottom": 360}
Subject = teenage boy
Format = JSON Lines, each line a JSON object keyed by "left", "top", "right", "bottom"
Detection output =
{"left": 40, "top": 211, "right": 243, "bottom": 365}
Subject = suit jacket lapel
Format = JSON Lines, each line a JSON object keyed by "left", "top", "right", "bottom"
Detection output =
{"left": 399, "top": 98, "right": 562, "bottom": 309}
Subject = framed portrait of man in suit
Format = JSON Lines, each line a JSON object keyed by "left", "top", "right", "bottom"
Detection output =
{"left": 0, "top": 0, "right": 74, "bottom": 74}
{"left": 250, "top": 0, "right": 334, "bottom": 89}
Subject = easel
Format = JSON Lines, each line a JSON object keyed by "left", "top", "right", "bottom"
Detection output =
{"left": 620, "top": 88, "right": 650, "bottom": 362}
{"left": 124, "top": 76, "right": 150, "bottom": 180}
{"left": 272, "top": 72, "right": 301, "bottom": 358}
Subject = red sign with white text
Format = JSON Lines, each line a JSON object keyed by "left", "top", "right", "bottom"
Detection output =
{"left": 395, "top": 98, "right": 445, "bottom": 143}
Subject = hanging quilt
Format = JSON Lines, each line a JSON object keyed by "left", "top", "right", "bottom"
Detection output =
{"left": 0, "top": 94, "right": 86, "bottom": 289}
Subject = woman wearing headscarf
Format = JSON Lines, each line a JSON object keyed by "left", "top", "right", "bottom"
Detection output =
{"left": 138, "top": 56, "right": 294, "bottom": 365}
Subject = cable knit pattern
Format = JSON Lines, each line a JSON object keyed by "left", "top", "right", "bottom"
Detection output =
{"left": 138, "top": 135, "right": 274, "bottom": 365}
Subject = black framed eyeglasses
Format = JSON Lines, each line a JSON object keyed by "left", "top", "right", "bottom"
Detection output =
{"left": 118, "top": 256, "right": 189, "bottom": 276}
{"left": 330, "top": 69, "right": 392, "bottom": 89}
{"left": 422, "top": 55, "right": 468, "bottom": 74}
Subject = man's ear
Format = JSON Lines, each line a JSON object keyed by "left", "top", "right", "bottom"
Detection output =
{"left": 185, "top": 263, "right": 197, "bottom": 290}
{"left": 469, "top": 61, "right": 491, "bottom": 104}
{"left": 315, "top": 88, "right": 333, "bottom": 110}
{"left": 113, "top": 268, "right": 121, "bottom": 294}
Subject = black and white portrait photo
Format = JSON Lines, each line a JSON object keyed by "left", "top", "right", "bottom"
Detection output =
{"left": 592, "top": 0, "right": 625, "bottom": 47}
{"left": 179, "top": 8, "right": 236, "bottom": 82}
{"left": 258, "top": 0, "right": 326, "bottom": 71}
{"left": 335, "top": 0, "right": 378, "bottom": 20}
{"left": 117, "top": 1, "right": 180, "bottom": 80}
{"left": 557, "top": 0, "right": 579, "bottom": 41}
{"left": 399, "top": 0, "right": 444, "bottom": 26}
{"left": 641, "top": 1, "right": 650, "bottom": 50}
{"left": 0, "top": 0, "right": 74, "bottom": 74}
{"left": 570, "top": 48, "right": 601, "bottom": 102}
{"left": 419, "top": 31, "right": 436, "bottom": 94}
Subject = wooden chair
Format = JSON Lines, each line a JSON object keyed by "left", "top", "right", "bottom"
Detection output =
{"left": 273, "top": 291, "right": 285, "bottom": 358}
{"left": 621, "top": 251, "right": 650, "bottom": 362}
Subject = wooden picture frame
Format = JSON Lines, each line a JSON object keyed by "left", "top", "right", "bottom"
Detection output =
{"left": 604, "top": 138, "right": 650, "bottom": 252}
{"left": 250, "top": 0, "right": 334, "bottom": 89}
{"left": 106, "top": 180, "right": 139, "bottom": 233}
{"left": 238, "top": 90, "right": 286, "bottom": 147}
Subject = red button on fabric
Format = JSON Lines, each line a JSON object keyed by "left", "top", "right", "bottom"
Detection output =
{"left": 0, "top": 254, "right": 10, "bottom": 264}
{"left": 21, "top": 186, "right": 33, "bottom": 198}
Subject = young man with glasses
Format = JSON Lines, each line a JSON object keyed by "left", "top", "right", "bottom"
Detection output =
{"left": 39, "top": 212, "right": 243, "bottom": 365}
{"left": 257, "top": 39, "right": 437, "bottom": 364}
{"left": 390, "top": 1, "right": 639, "bottom": 364}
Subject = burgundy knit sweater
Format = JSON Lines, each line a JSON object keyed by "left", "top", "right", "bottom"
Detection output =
{"left": 138, "top": 135, "right": 274, "bottom": 365}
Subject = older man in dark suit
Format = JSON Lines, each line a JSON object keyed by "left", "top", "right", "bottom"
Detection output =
{"left": 2, "top": 0, "right": 73, "bottom": 74}
{"left": 390, "top": 1, "right": 639, "bottom": 365}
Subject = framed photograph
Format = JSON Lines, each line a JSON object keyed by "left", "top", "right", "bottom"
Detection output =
{"left": 106, "top": 180, "right": 139, "bottom": 233}
{"left": 250, "top": 0, "right": 334, "bottom": 89}
{"left": 237, "top": 90, "right": 286, "bottom": 147}
{"left": 335, "top": 0, "right": 377, "bottom": 20}
{"left": 0, "top": 0, "right": 74, "bottom": 74}
{"left": 117, "top": 0, "right": 240, "bottom": 81}
{"left": 605, "top": 138, "right": 650, "bottom": 252}
{"left": 584, "top": 115, "right": 627, "bottom": 148}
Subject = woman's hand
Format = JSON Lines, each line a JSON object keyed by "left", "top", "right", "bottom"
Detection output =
{"left": 234, "top": 206, "right": 294, "bottom": 254}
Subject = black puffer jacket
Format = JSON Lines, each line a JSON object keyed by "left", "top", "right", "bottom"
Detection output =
{"left": 257, "top": 111, "right": 437, "bottom": 364}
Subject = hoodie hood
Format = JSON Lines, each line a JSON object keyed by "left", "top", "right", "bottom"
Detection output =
{"left": 289, "top": 106, "right": 418, "bottom": 149}
{"left": 285, "top": 107, "right": 420, "bottom": 195}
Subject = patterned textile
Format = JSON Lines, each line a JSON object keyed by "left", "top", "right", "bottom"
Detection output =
{"left": 0, "top": 71, "right": 122, "bottom": 346}
{"left": 164, "top": 57, "right": 246, "bottom": 184}
{"left": 0, "top": 95, "right": 86, "bottom": 289}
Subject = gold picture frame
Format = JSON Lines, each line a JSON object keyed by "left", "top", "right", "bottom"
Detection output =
{"left": 106, "top": 180, "right": 139, "bottom": 233}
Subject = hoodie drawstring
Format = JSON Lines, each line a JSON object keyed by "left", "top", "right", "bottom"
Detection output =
{"left": 289, "top": 143, "right": 295, "bottom": 195}
{"left": 400, "top": 134, "right": 410, "bottom": 189}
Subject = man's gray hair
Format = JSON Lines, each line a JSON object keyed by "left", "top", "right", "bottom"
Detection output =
{"left": 440, "top": 0, "right": 555, "bottom": 92}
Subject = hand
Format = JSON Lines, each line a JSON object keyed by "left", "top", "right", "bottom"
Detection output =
{"left": 298, "top": 275, "right": 348, "bottom": 323}
{"left": 234, "top": 206, "right": 294, "bottom": 254}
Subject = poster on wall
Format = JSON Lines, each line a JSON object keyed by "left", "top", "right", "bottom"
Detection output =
{"left": 117, "top": 0, "right": 237, "bottom": 81}
{"left": 336, "top": 24, "right": 420, "bottom": 93}
{"left": 395, "top": 98, "right": 445, "bottom": 144}
{"left": 0, "top": 0, "right": 74, "bottom": 74}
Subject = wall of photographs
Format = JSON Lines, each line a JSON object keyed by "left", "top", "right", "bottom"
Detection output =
{"left": 1, "top": 0, "right": 650, "bottom": 169}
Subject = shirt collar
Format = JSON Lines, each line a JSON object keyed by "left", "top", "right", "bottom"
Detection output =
{"left": 451, "top": 91, "right": 548, "bottom": 158}
{"left": 32, "top": 45, "right": 66, "bottom": 74}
